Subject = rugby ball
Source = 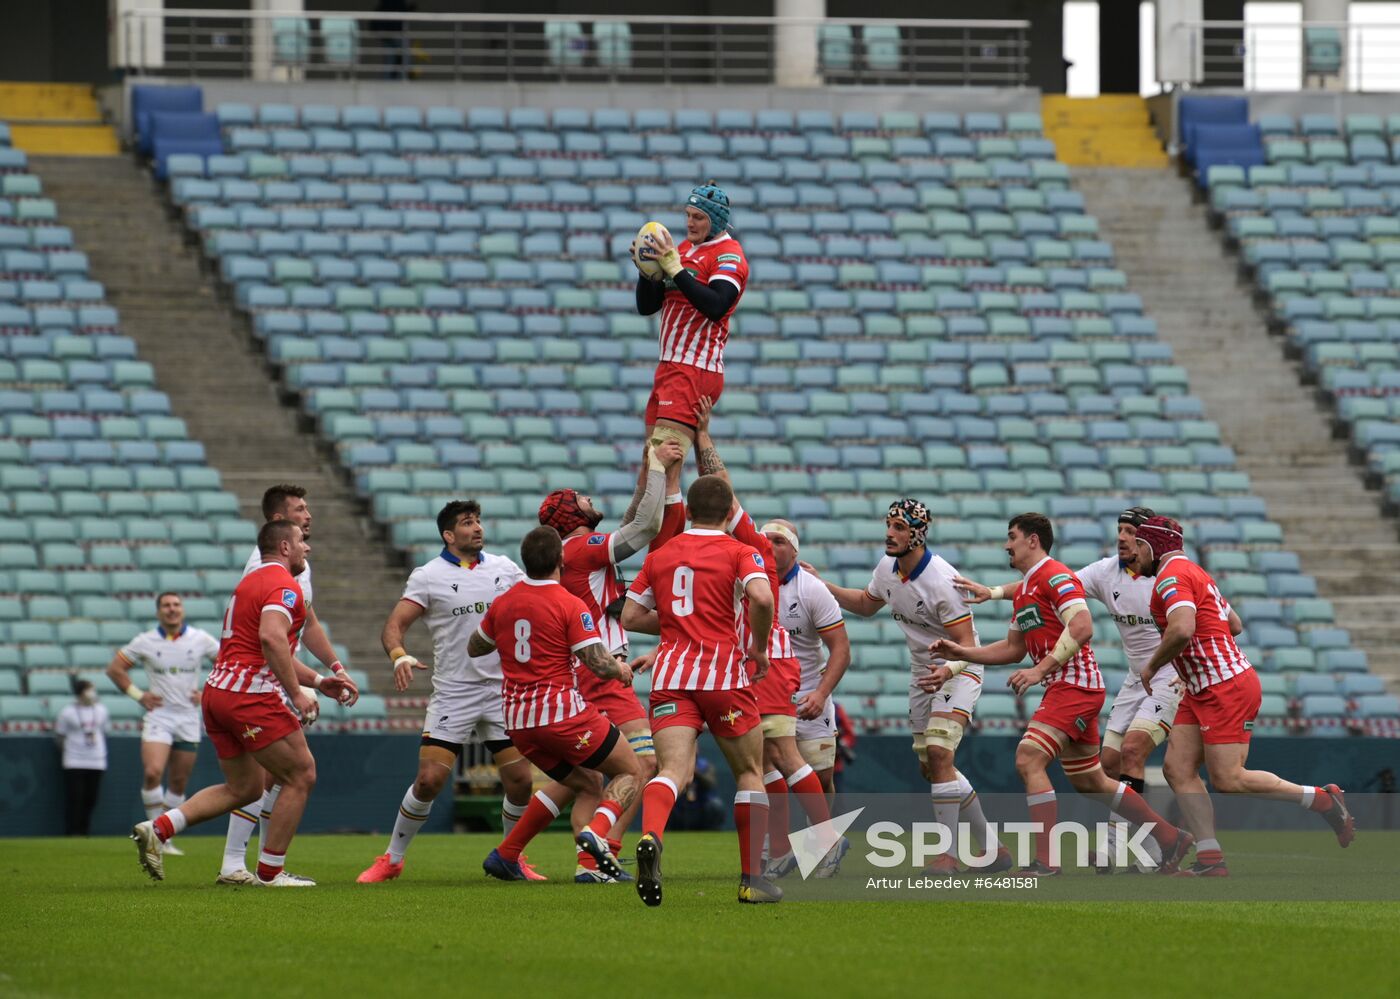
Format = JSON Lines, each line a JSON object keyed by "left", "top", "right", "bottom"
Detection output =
{"left": 633, "top": 220, "right": 670, "bottom": 280}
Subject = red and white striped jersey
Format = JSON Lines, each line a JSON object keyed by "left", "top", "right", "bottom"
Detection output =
{"left": 658, "top": 232, "right": 748, "bottom": 373}
{"left": 627, "top": 529, "right": 768, "bottom": 691}
{"left": 1010, "top": 556, "right": 1104, "bottom": 691}
{"left": 729, "top": 508, "right": 794, "bottom": 660}
{"left": 207, "top": 563, "right": 306, "bottom": 695}
{"left": 1149, "top": 554, "right": 1252, "bottom": 695}
{"left": 560, "top": 531, "right": 627, "bottom": 655}
{"left": 478, "top": 578, "right": 603, "bottom": 730}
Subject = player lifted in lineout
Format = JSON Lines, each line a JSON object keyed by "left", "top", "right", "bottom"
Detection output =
{"left": 357, "top": 500, "right": 535, "bottom": 884}
{"left": 932, "top": 513, "right": 1192, "bottom": 876}
{"left": 805, "top": 499, "right": 1010, "bottom": 873}
{"left": 221, "top": 484, "right": 359, "bottom": 885}
{"left": 621, "top": 475, "right": 781, "bottom": 905}
{"left": 538, "top": 440, "right": 684, "bottom": 882}
{"left": 1132, "top": 516, "right": 1354, "bottom": 876}
{"left": 106, "top": 593, "right": 220, "bottom": 857}
{"left": 955, "top": 506, "right": 1186, "bottom": 871}
{"left": 130, "top": 522, "right": 353, "bottom": 885}
{"left": 473, "top": 527, "right": 646, "bottom": 883}
{"left": 630, "top": 181, "right": 747, "bottom": 487}
{"left": 692, "top": 400, "right": 847, "bottom": 879}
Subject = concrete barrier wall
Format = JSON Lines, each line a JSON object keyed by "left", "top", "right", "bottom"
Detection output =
{"left": 4, "top": 733, "right": 1396, "bottom": 836}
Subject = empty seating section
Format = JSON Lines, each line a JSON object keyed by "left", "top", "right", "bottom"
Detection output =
{"left": 0, "top": 129, "right": 371, "bottom": 733}
{"left": 127, "top": 97, "right": 1385, "bottom": 736}
{"left": 1206, "top": 110, "right": 1400, "bottom": 522}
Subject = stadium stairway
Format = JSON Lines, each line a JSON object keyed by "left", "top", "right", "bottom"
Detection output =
{"left": 27, "top": 155, "right": 407, "bottom": 684}
{"left": 0, "top": 83, "right": 118, "bottom": 157}
{"left": 1041, "top": 96, "right": 1169, "bottom": 169}
{"left": 1075, "top": 165, "right": 1400, "bottom": 683}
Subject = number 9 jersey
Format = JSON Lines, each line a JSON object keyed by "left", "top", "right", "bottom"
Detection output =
{"left": 626, "top": 528, "right": 768, "bottom": 691}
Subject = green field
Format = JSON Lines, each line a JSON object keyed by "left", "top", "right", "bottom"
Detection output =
{"left": 3, "top": 832, "right": 1398, "bottom": 998}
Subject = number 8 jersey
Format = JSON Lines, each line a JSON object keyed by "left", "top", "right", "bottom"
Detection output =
{"left": 478, "top": 577, "right": 604, "bottom": 730}
{"left": 627, "top": 528, "right": 768, "bottom": 691}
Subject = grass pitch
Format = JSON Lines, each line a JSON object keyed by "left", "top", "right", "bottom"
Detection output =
{"left": 2, "top": 832, "right": 1397, "bottom": 998}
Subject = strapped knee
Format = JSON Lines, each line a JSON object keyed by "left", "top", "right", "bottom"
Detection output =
{"left": 798, "top": 738, "right": 836, "bottom": 771}
{"left": 1127, "top": 717, "right": 1170, "bottom": 747}
{"left": 923, "top": 717, "right": 964, "bottom": 753}
{"left": 627, "top": 729, "right": 656, "bottom": 758}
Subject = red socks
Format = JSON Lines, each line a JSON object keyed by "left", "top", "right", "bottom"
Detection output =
{"left": 788, "top": 764, "right": 831, "bottom": 825}
{"left": 1026, "top": 790, "right": 1057, "bottom": 867}
{"left": 256, "top": 848, "right": 284, "bottom": 882}
{"left": 586, "top": 800, "right": 621, "bottom": 840}
{"left": 641, "top": 777, "right": 678, "bottom": 840}
{"left": 764, "top": 771, "right": 791, "bottom": 857}
{"left": 153, "top": 813, "right": 175, "bottom": 842}
{"left": 735, "top": 790, "right": 770, "bottom": 877}
{"left": 499, "top": 791, "right": 559, "bottom": 862}
{"left": 1113, "top": 783, "right": 1180, "bottom": 852}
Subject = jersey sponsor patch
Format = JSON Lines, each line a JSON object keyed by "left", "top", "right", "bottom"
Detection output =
{"left": 581, "top": 612, "right": 596, "bottom": 633}
{"left": 1154, "top": 576, "right": 1179, "bottom": 595}
{"left": 716, "top": 253, "right": 742, "bottom": 263}
{"left": 1014, "top": 604, "right": 1045, "bottom": 631}
{"left": 587, "top": 535, "right": 606, "bottom": 546}
{"left": 652, "top": 702, "right": 679, "bottom": 718}
{"left": 752, "top": 553, "right": 765, "bottom": 568}
{"left": 1049, "top": 573, "right": 1073, "bottom": 586}
{"left": 281, "top": 588, "right": 298, "bottom": 609}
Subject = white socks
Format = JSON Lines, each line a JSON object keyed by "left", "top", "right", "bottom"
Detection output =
{"left": 502, "top": 796, "right": 526, "bottom": 838}
{"left": 956, "top": 771, "right": 1001, "bottom": 854}
{"left": 221, "top": 785, "right": 282, "bottom": 876}
{"left": 930, "top": 780, "right": 962, "bottom": 858}
{"left": 387, "top": 787, "right": 434, "bottom": 864}
{"left": 141, "top": 786, "right": 165, "bottom": 823}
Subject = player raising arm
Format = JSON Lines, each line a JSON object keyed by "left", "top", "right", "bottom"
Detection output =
{"left": 932, "top": 513, "right": 1191, "bottom": 877}
{"left": 540, "top": 439, "right": 683, "bottom": 882}
{"left": 630, "top": 182, "right": 747, "bottom": 477}
{"left": 693, "top": 400, "right": 847, "bottom": 879}
{"left": 620, "top": 475, "right": 780, "bottom": 906}
{"left": 803, "top": 499, "right": 1009, "bottom": 873}
{"left": 472, "top": 527, "right": 645, "bottom": 882}
{"left": 1132, "top": 517, "right": 1354, "bottom": 876}
{"left": 129, "top": 522, "right": 352, "bottom": 886}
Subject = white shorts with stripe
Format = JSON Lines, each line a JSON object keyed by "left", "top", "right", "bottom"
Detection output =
{"left": 1105, "top": 672, "right": 1182, "bottom": 741}
{"left": 909, "top": 668, "right": 983, "bottom": 752}
{"left": 422, "top": 680, "right": 507, "bottom": 747}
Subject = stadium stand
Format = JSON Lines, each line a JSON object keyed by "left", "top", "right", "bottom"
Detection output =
{"left": 1203, "top": 110, "right": 1400, "bottom": 522}
{"left": 0, "top": 121, "right": 391, "bottom": 735}
{"left": 110, "top": 89, "right": 1393, "bottom": 739}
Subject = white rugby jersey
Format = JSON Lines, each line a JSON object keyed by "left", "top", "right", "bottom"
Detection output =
{"left": 401, "top": 548, "right": 524, "bottom": 686}
{"left": 118, "top": 625, "right": 220, "bottom": 707}
{"left": 779, "top": 564, "right": 845, "bottom": 691}
{"left": 1076, "top": 556, "right": 1160, "bottom": 674}
{"left": 244, "top": 545, "right": 312, "bottom": 605}
{"left": 866, "top": 548, "right": 981, "bottom": 673}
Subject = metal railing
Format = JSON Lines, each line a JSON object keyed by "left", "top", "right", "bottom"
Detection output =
{"left": 1171, "top": 20, "right": 1400, "bottom": 92}
{"left": 114, "top": 9, "right": 1030, "bottom": 88}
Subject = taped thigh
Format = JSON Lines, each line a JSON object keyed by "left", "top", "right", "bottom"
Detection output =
{"left": 761, "top": 714, "right": 797, "bottom": 738}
